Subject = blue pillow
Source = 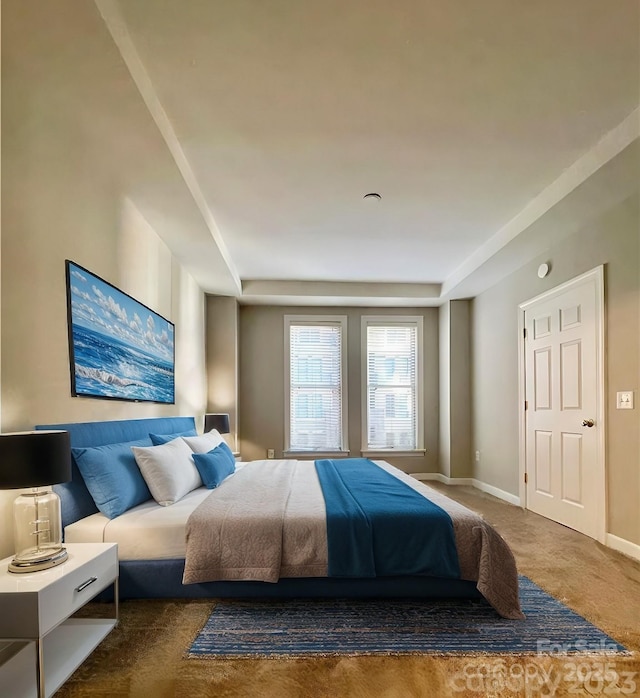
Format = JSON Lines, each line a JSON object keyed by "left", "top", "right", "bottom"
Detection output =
{"left": 71, "top": 438, "right": 153, "bottom": 518}
{"left": 192, "top": 442, "right": 236, "bottom": 489}
{"left": 149, "top": 429, "right": 197, "bottom": 446}
{"left": 215, "top": 441, "right": 236, "bottom": 466}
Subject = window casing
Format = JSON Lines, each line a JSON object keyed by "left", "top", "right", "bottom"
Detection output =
{"left": 285, "top": 316, "right": 348, "bottom": 453}
{"left": 362, "top": 316, "right": 424, "bottom": 453}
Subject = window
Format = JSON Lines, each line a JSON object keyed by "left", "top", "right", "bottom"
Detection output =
{"left": 362, "top": 316, "right": 423, "bottom": 452}
{"left": 285, "top": 316, "right": 348, "bottom": 453}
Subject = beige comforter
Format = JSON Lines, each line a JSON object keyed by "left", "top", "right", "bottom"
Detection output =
{"left": 183, "top": 460, "right": 524, "bottom": 620}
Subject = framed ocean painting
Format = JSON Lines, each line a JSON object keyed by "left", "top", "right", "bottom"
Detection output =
{"left": 65, "top": 260, "right": 175, "bottom": 404}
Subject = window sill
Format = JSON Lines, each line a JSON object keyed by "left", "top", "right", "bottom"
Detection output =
{"left": 361, "top": 449, "right": 426, "bottom": 458}
{"left": 284, "top": 450, "right": 351, "bottom": 459}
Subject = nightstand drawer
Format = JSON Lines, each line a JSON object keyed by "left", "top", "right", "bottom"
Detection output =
{"left": 0, "top": 544, "right": 118, "bottom": 639}
{"left": 38, "top": 547, "right": 117, "bottom": 636}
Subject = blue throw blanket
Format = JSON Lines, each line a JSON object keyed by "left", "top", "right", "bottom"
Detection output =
{"left": 315, "top": 459, "right": 460, "bottom": 579}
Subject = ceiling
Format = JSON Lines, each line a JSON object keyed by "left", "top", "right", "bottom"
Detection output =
{"left": 94, "top": 0, "right": 639, "bottom": 304}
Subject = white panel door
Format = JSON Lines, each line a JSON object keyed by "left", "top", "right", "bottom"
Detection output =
{"left": 524, "top": 272, "right": 602, "bottom": 539}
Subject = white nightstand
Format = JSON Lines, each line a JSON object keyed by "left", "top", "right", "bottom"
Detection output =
{"left": 0, "top": 542, "right": 118, "bottom": 698}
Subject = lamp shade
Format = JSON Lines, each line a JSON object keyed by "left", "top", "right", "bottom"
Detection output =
{"left": 0, "top": 430, "right": 72, "bottom": 489}
{"left": 204, "top": 413, "right": 230, "bottom": 434}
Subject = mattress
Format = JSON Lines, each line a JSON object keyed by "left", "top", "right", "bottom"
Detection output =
{"left": 64, "top": 460, "right": 474, "bottom": 562}
{"left": 64, "top": 462, "right": 248, "bottom": 560}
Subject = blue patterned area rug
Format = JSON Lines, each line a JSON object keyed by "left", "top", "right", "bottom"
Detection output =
{"left": 187, "top": 577, "right": 628, "bottom": 658}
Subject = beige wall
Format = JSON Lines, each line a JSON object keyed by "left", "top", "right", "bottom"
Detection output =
{"left": 449, "top": 300, "right": 472, "bottom": 478}
{"left": 471, "top": 193, "right": 640, "bottom": 544}
{"left": 0, "top": 199, "right": 207, "bottom": 559}
{"left": 438, "top": 303, "right": 451, "bottom": 477}
{"left": 239, "top": 306, "right": 439, "bottom": 473}
{"left": 439, "top": 300, "right": 473, "bottom": 479}
{"left": 0, "top": 2, "right": 207, "bottom": 558}
{"left": 206, "top": 295, "right": 239, "bottom": 450}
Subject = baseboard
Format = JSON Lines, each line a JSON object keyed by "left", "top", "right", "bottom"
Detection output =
{"left": 409, "top": 473, "right": 473, "bottom": 486}
{"left": 605, "top": 533, "right": 640, "bottom": 562}
{"left": 410, "top": 473, "right": 520, "bottom": 506}
{"left": 409, "top": 472, "right": 441, "bottom": 481}
{"left": 471, "top": 479, "right": 521, "bottom": 507}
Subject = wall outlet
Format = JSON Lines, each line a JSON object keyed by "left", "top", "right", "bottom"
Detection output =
{"left": 475, "top": 451, "right": 480, "bottom": 462}
{"left": 616, "top": 391, "right": 634, "bottom": 409}
{"left": 267, "top": 448, "right": 275, "bottom": 459}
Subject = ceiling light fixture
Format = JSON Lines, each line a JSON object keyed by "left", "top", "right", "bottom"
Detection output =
{"left": 363, "top": 192, "right": 382, "bottom": 201}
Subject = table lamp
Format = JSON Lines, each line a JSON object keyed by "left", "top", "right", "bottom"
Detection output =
{"left": 0, "top": 430, "right": 72, "bottom": 573}
{"left": 204, "top": 413, "right": 230, "bottom": 434}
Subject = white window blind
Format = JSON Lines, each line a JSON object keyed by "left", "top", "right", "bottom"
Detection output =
{"left": 365, "top": 320, "right": 422, "bottom": 450}
{"left": 287, "top": 319, "right": 345, "bottom": 451}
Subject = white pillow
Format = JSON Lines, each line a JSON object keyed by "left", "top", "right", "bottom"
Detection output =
{"left": 132, "top": 437, "right": 202, "bottom": 506}
{"left": 182, "top": 429, "right": 224, "bottom": 454}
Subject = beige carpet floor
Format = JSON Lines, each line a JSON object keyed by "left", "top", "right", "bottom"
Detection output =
{"left": 56, "top": 483, "right": 640, "bottom": 698}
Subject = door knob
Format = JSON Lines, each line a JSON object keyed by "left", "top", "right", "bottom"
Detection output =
{"left": 582, "top": 419, "right": 595, "bottom": 428}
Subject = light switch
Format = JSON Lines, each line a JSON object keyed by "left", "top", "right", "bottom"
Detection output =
{"left": 616, "top": 391, "right": 634, "bottom": 409}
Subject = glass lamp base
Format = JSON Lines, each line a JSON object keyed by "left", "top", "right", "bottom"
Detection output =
{"left": 8, "top": 546, "right": 68, "bottom": 574}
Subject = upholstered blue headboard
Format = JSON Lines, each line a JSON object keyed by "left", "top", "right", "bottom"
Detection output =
{"left": 36, "top": 416, "right": 196, "bottom": 528}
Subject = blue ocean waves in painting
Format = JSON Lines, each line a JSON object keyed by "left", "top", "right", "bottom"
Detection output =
{"left": 72, "top": 324, "right": 174, "bottom": 403}
{"left": 66, "top": 260, "right": 175, "bottom": 403}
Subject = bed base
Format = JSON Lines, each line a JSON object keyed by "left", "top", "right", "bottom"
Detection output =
{"left": 118, "top": 559, "right": 482, "bottom": 600}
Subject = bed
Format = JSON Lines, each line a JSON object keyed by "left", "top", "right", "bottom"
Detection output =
{"left": 36, "top": 416, "right": 523, "bottom": 619}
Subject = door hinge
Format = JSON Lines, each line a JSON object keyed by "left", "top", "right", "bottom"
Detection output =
{"left": 524, "top": 472, "right": 528, "bottom": 484}
{"left": 523, "top": 327, "right": 527, "bottom": 339}
{"left": 524, "top": 400, "right": 528, "bottom": 411}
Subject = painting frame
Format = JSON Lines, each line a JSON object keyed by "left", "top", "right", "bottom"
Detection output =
{"left": 65, "top": 260, "right": 176, "bottom": 404}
